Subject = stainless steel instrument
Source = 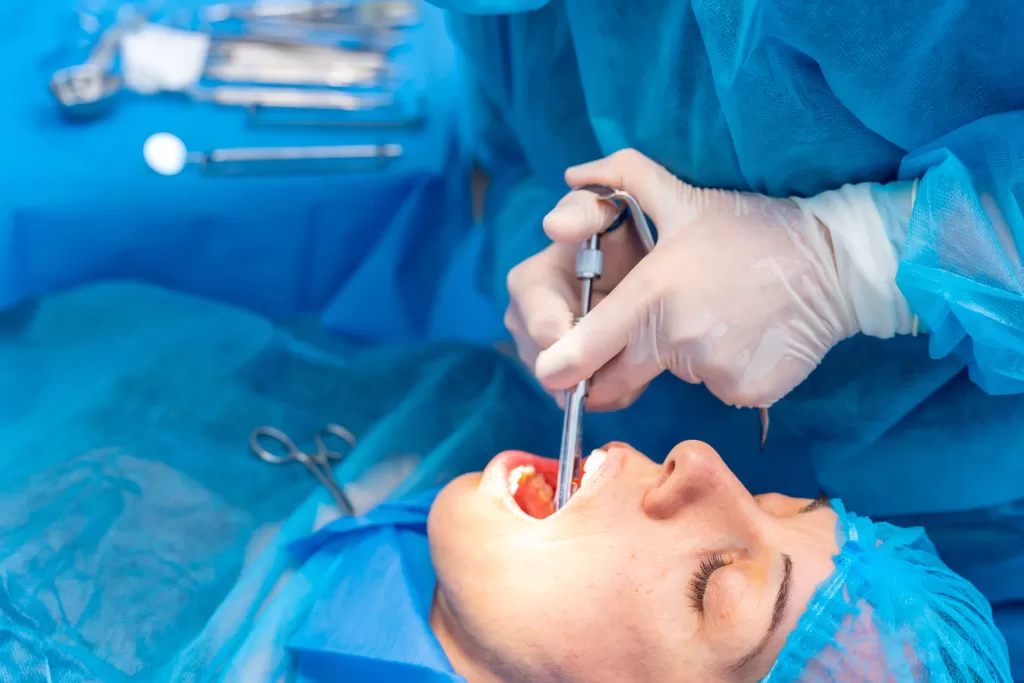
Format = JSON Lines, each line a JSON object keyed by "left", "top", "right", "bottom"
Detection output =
{"left": 553, "top": 185, "right": 658, "bottom": 510}
{"left": 250, "top": 424, "right": 356, "bottom": 514}
{"left": 143, "top": 132, "right": 402, "bottom": 176}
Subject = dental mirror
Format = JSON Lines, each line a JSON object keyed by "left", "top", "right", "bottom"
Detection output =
{"left": 143, "top": 132, "right": 188, "bottom": 175}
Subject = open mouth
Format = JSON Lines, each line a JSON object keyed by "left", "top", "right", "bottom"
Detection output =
{"left": 500, "top": 449, "right": 609, "bottom": 519}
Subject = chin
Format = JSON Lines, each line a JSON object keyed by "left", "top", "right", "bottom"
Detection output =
{"left": 428, "top": 472, "right": 480, "bottom": 544}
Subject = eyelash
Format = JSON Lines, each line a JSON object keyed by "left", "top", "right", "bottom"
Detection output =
{"left": 688, "top": 553, "right": 729, "bottom": 613}
{"left": 687, "top": 494, "right": 828, "bottom": 615}
{"left": 809, "top": 491, "right": 831, "bottom": 510}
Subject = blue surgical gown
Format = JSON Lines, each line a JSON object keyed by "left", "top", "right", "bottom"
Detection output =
{"left": 430, "top": 0, "right": 1024, "bottom": 675}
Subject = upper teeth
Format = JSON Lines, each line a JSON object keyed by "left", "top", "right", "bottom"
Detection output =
{"left": 580, "top": 449, "right": 607, "bottom": 488}
{"left": 508, "top": 465, "right": 535, "bottom": 495}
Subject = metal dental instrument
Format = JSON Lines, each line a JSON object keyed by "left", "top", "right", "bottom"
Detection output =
{"left": 209, "top": 37, "right": 388, "bottom": 70}
{"left": 202, "top": 35, "right": 391, "bottom": 87}
{"left": 202, "top": 1, "right": 420, "bottom": 29}
{"left": 250, "top": 424, "right": 356, "bottom": 514}
{"left": 207, "top": 61, "right": 384, "bottom": 87}
{"left": 206, "top": 45, "right": 387, "bottom": 87}
{"left": 552, "top": 184, "right": 769, "bottom": 508}
{"left": 553, "top": 229, "right": 603, "bottom": 510}
{"left": 49, "top": 10, "right": 136, "bottom": 118}
{"left": 554, "top": 184, "right": 657, "bottom": 510}
{"left": 143, "top": 132, "right": 402, "bottom": 176}
{"left": 191, "top": 85, "right": 395, "bottom": 111}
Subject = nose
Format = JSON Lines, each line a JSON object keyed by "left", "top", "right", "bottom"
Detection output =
{"left": 642, "top": 441, "right": 765, "bottom": 534}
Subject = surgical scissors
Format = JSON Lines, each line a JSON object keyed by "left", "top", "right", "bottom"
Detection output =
{"left": 553, "top": 185, "right": 769, "bottom": 509}
{"left": 249, "top": 424, "right": 356, "bottom": 514}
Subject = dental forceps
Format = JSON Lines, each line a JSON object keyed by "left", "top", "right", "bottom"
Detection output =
{"left": 553, "top": 185, "right": 770, "bottom": 508}
{"left": 250, "top": 424, "right": 356, "bottom": 514}
{"left": 554, "top": 185, "right": 657, "bottom": 510}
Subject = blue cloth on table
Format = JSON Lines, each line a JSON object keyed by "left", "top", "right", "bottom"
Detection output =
{"left": 0, "top": 0, "right": 502, "bottom": 345}
{"left": 0, "top": 282, "right": 563, "bottom": 681}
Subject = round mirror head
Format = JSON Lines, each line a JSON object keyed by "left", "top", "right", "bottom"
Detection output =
{"left": 143, "top": 132, "right": 187, "bottom": 176}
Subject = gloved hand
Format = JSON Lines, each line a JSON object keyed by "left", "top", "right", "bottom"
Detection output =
{"left": 505, "top": 149, "right": 916, "bottom": 410}
{"left": 503, "top": 191, "right": 650, "bottom": 408}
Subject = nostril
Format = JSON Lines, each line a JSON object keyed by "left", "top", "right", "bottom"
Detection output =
{"left": 664, "top": 457, "right": 676, "bottom": 477}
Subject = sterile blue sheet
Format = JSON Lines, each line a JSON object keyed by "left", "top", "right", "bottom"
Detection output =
{"left": 285, "top": 489, "right": 462, "bottom": 683}
{"left": 0, "top": 281, "right": 565, "bottom": 681}
{"left": 0, "top": 0, "right": 502, "bottom": 345}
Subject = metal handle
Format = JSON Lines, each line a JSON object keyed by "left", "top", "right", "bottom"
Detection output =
{"left": 204, "top": 86, "right": 393, "bottom": 111}
{"left": 554, "top": 231, "right": 603, "bottom": 511}
{"left": 250, "top": 426, "right": 300, "bottom": 464}
{"left": 298, "top": 454, "right": 355, "bottom": 515}
{"left": 314, "top": 423, "right": 357, "bottom": 460}
{"left": 195, "top": 143, "right": 401, "bottom": 164}
{"left": 572, "top": 184, "right": 657, "bottom": 254}
{"left": 206, "top": 62, "right": 382, "bottom": 88}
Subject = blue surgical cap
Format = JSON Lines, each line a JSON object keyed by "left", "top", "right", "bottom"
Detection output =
{"left": 765, "top": 500, "right": 1013, "bottom": 682}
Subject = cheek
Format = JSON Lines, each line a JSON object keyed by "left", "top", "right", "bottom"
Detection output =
{"left": 537, "top": 595, "right": 651, "bottom": 681}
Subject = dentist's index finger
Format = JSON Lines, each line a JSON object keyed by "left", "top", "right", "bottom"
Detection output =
{"left": 543, "top": 189, "right": 624, "bottom": 243}
{"left": 564, "top": 149, "right": 684, "bottom": 229}
{"left": 533, "top": 258, "right": 659, "bottom": 391}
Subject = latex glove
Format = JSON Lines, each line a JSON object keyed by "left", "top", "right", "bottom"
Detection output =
{"left": 510, "top": 149, "right": 915, "bottom": 410}
{"left": 504, "top": 195, "right": 649, "bottom": 408}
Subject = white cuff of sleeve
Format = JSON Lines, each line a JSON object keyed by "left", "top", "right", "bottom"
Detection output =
{"left": 792, "top": 181, "right": 917, "bottom": 339}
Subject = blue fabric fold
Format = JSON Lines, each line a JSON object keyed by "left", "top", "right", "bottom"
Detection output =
{"left": 287, "top": 492, "right": 464, "bottom": 682}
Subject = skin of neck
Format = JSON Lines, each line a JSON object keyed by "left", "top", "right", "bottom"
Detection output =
{"left": 429, "top": 589, "right": 506, "bottom": 683}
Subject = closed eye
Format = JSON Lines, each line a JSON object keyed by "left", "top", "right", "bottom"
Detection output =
{"left": 688, "top": 553, "right": 729, "bottom": 614}
{"left": 799, "top": 491, "right": 831, "bottom": 514}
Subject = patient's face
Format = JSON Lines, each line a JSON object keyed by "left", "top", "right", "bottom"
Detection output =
{"left": 428, "top": 441, "right": 839, "bottom": 683}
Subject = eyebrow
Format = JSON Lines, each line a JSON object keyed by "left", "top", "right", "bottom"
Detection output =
{"left": 728, "top": 553, "right": 793, "bottom": 674}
